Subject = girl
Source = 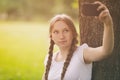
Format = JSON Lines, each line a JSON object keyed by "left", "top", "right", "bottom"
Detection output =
{"left": 42, "top": 1, "right": 114, "bottom": 80}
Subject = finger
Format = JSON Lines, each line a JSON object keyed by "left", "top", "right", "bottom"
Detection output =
{"left": 99, "top": 9, "right": 109, "bottom": 20}
{"left": 94, "top": 1, "right": 107, "bottom": 11}
{"left": 97, "top": 4, "right": 106, "bottom": 11}
{"left": 100, "top": 9, "right": 109, "bottom": 16}
{"left": 94, "top": 1, "right": 102, "bottom": 4}
{"left": 81, "top": 13, "right": 86, "bottom": 17}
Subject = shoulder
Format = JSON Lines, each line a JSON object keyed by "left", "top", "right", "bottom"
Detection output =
{"left": 77, "top": 43, "right": 89, "bottom": 51}
{"left": 74, "top": 43, "right": 89, "bottom": 54}
{"left": 44, "top": 51, "right": 59, "bottom": 66}
{"left": 73, "top": 43, "right": 89, "bottom": 63}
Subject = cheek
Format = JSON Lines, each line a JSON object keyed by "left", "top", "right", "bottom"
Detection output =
{"left": 70, "top": 36, "right": 74, "bottom": 42}
{"left": 69, "top": 33, "right": 74, "bottom": 39}
{"left": 67, "top": 33, "right": 73, "bottom": 42}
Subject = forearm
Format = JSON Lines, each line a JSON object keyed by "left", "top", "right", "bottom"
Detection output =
{"left": 102, "top": 20, "right": 114, "bottom": 55}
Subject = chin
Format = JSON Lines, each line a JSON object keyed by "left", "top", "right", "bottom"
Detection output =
{"left": 59, "top": 45, "right": 70, "bottom": 48}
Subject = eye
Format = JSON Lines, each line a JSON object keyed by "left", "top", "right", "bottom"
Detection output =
{"left": 63, "top": 29, "right": 69, "bottom": 33}
{"left": 53, "top": 31, "right": 58, "bottom": 34}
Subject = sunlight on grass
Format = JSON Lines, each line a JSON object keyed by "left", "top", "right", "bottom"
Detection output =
{"left": 0, "top": 21, "right": 79, "bottom": 80}
{"left": 0, "top": 21, "right": 50, "bottom": 79}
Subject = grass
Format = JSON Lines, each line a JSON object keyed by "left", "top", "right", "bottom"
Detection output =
{"left": 0, "top": 21, "right": 50, "bottom": 80}
{"left": 0, "top": 21, "right": 79, "bottom": 80}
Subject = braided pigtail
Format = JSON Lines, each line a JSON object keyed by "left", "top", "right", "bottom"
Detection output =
{"left": 47, "top": 14, "right": 78, "bottom": 80}
{"left": 61, "top": 38, "right": 78, "bottom": 80}
{"left": 44, "top": 39, "right": 54, "bottom": 80}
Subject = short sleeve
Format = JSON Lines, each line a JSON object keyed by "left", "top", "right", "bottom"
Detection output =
{"left": 77, "top": 43, "right": 89, "bottom": 64}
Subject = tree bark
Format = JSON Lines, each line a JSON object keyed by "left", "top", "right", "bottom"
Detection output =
{"left": 79, "top": 0, "right": 120, "bottom": 80}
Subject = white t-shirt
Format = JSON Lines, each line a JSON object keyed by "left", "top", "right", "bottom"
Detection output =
{"left": 44, "top": 43, "right": 92, "bottom": 80}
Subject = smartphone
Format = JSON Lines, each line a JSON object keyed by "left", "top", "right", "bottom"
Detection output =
{"left": 81, "top": 3, "right": 102, "bottom": 16}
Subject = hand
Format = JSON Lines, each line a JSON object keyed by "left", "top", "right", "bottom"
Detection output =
{"left": 94, "top": 1, "right": 113, "bottom": 26}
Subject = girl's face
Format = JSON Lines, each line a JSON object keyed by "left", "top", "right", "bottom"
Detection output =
{"left": 51, "top": 21, "right": 73, "bottom": 49}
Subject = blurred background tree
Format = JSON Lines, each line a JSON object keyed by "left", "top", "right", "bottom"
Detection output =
{"left": 0, "top": 0, "right": 78, "bottom": 21}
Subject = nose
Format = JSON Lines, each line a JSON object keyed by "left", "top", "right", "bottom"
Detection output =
{"left": 59, "top": 32, "right": 64, "bottom": 39}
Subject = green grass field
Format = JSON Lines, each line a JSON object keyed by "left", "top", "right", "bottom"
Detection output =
{"left": 0, "top": 21, "right": 50, "bottom": 80}
{"left": 0, "top": 21, "right": 79, "bottom": 80}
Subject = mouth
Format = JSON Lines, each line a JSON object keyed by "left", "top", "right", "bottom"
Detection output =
{"left": 59, "top": 40, "right": 67, "bottom": 44}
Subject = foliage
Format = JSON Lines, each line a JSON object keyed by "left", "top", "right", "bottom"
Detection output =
{"left": 0, "top": 0, "right": 78, "bottom": 20}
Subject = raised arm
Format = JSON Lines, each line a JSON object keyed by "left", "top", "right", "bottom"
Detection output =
{"left": 83, "top": 1, "right": 114, "bottom": 63}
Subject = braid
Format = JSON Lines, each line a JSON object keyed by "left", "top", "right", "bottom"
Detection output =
{"left": 61, "top": 38, "right": 78, "bottom": 80}
{"left": 47, "top": 14, "right": 79, "bottom": 80}
{"left": 44, "top": 39, "right": 54, "bottom": 80}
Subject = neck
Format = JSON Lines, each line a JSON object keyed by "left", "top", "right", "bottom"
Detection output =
{"left": 60, "top": 46, "right": 70, "bottom": 56}
{"left": 55, "top": 46, "right": 70, "bottom": 62}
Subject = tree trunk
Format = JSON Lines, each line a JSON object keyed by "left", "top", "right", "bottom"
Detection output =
{"left": 79, "top": 0, "right": 120, "bottom": 80}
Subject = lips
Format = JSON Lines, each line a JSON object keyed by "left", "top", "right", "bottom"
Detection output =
{"left": 59, "top": 40, "right": 67, "bottom": 44}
